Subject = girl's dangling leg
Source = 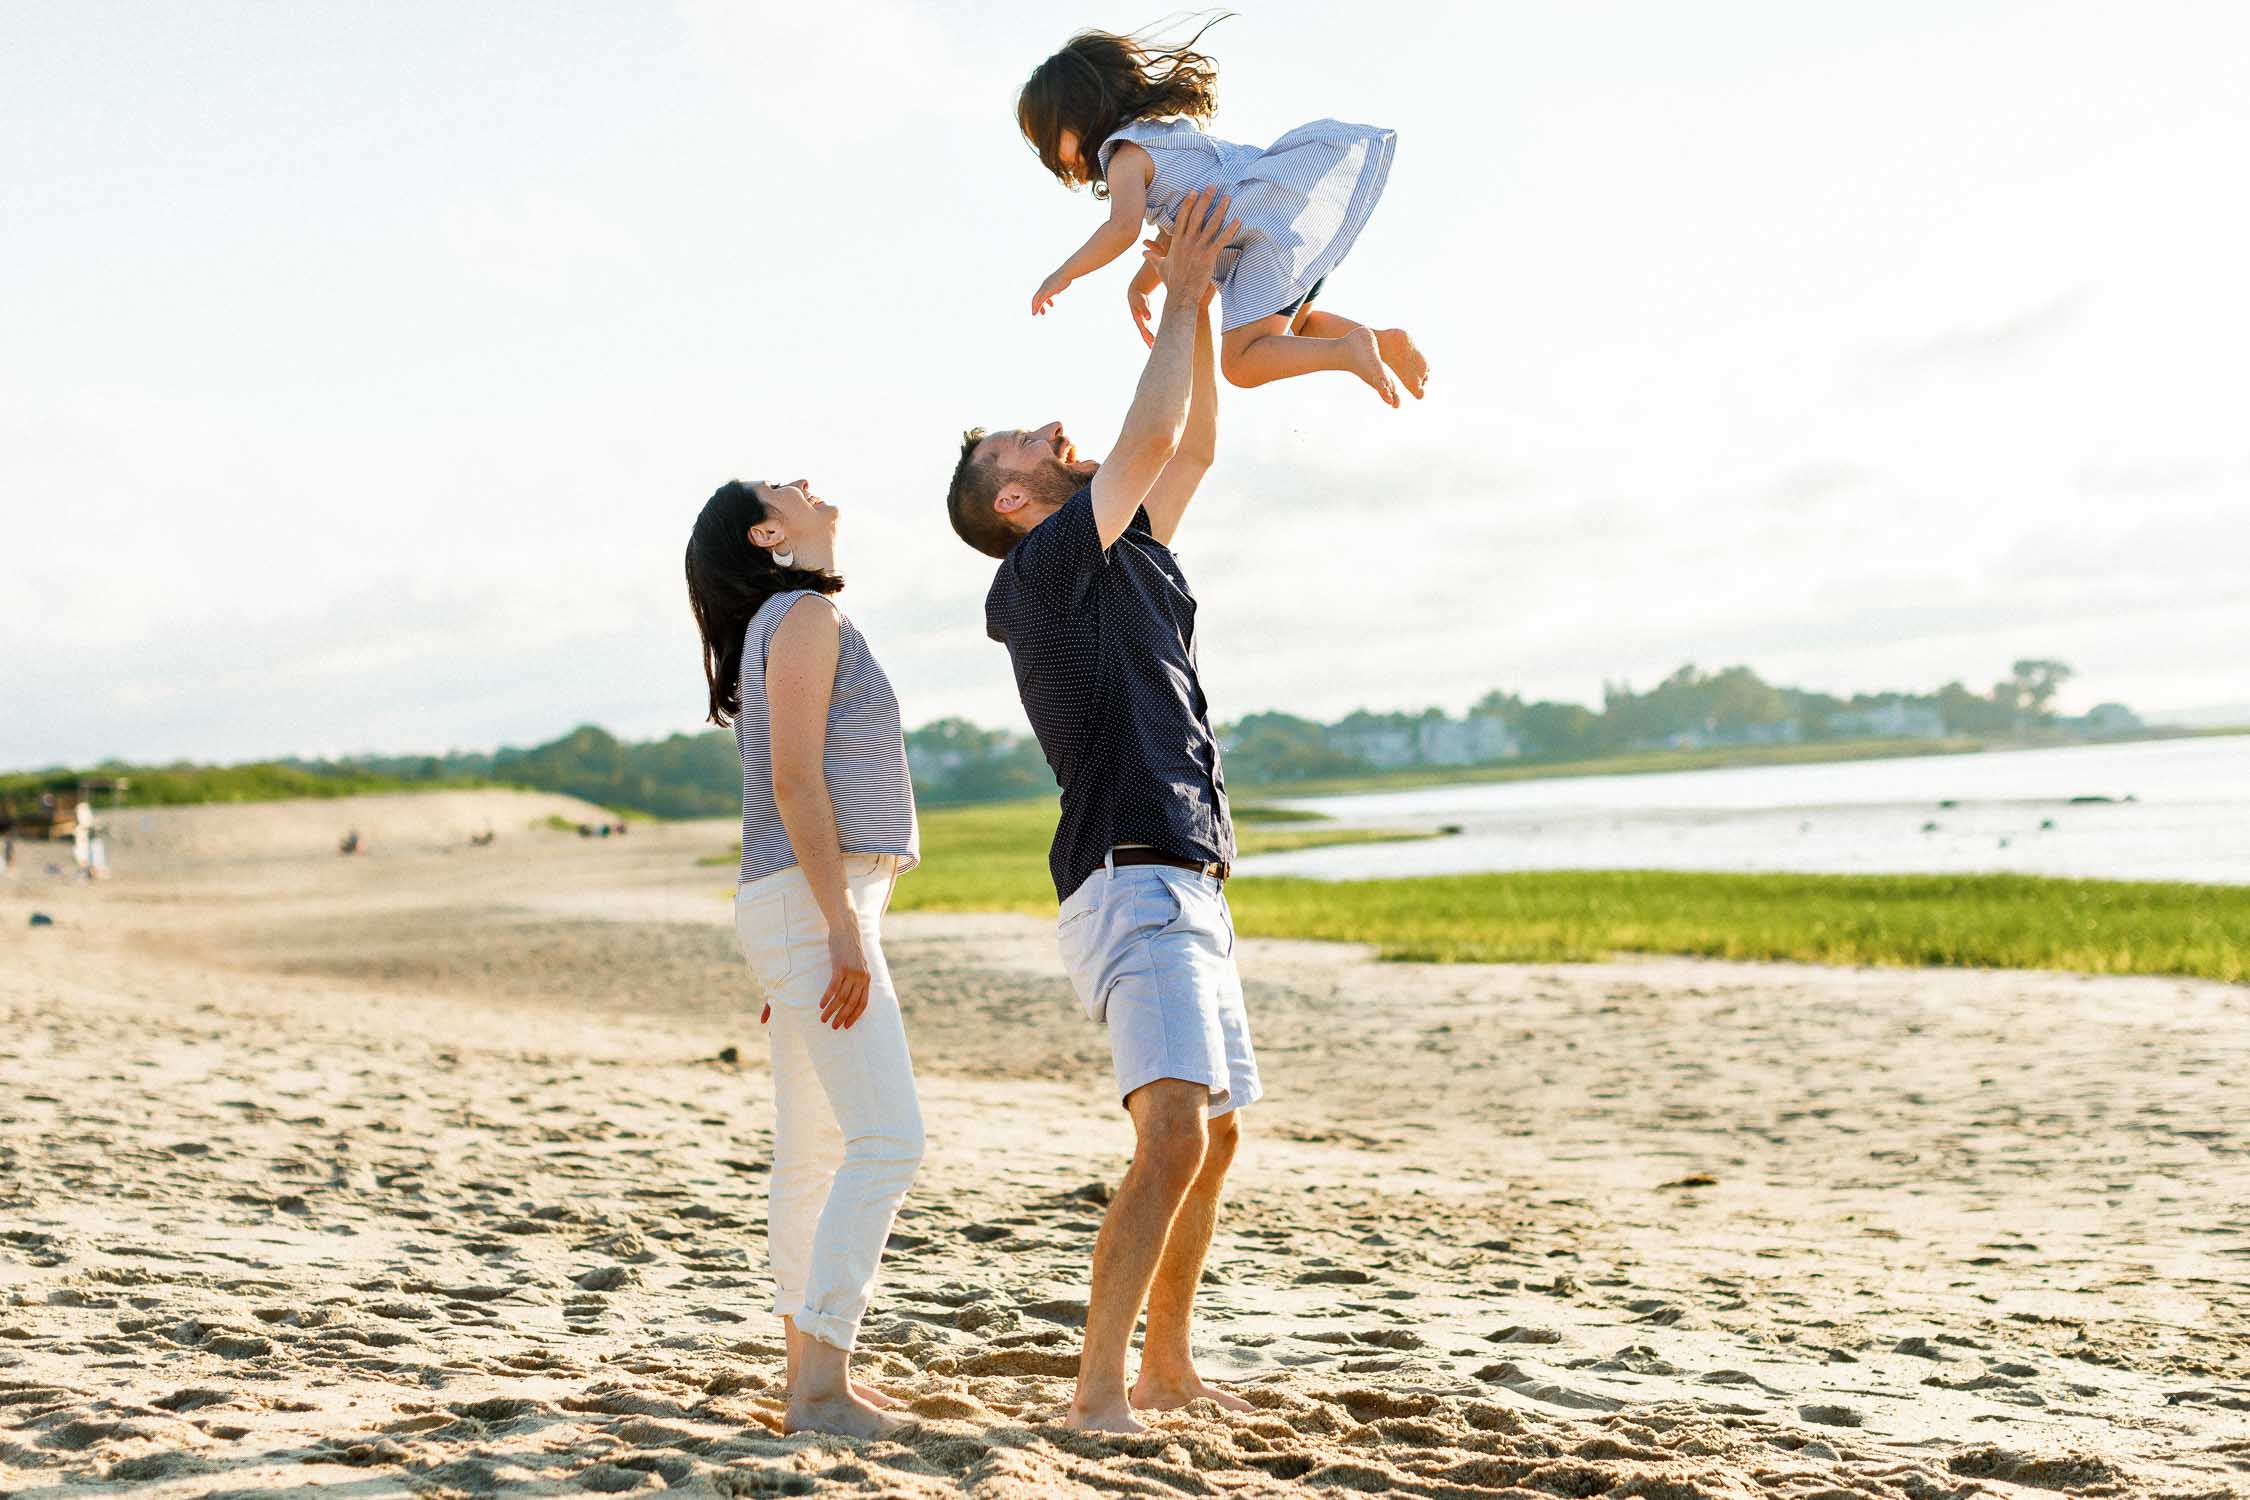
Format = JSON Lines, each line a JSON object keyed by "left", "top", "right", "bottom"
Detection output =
{"left": 1291, "top": 307, "right": 1428, "bottom": 400}
{"left": 1221, "top": 313, "right": 1400, "bottom": 407}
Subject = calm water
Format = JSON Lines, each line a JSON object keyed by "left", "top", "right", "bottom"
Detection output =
{"left": 1241, "top": 735, "right": 2250, "bottom": 885}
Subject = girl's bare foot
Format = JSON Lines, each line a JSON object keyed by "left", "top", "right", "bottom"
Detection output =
{"left": 783, "top": 1389, "right": 902, "bottom": 1439}
{"left": 1343, "top": 326, "right": 1401, "bottom": 407}
{"left": 1377, "top": 328, "right": 1428, "bottom": 399}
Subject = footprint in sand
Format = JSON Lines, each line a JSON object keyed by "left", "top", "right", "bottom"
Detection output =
{"left": 1799, "top": 1403, "right": 1865, "bottom": 1427}
{"left": 1474, "top": 1360, "right": 1624, "bottom": 1411}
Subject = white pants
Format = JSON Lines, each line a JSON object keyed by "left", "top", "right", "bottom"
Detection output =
{"left": 734, "top": 853, "right": 923, "bottom": 1351}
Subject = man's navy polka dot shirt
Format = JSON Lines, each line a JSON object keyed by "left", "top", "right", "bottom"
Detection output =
{"left": 986, "top": 485, "right": 1235, "bottom": 903}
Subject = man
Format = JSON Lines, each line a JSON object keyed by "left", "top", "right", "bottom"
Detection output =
{"left": 942, "top": 189, "right": 1255, "bottom": 1433}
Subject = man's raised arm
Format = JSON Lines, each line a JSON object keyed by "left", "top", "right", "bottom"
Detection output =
{"left": 1140, "top": 294, "right": 1216, "bottom": 547}
{"left": 1090, "top": 188, "right": 1236, "bottom": 550}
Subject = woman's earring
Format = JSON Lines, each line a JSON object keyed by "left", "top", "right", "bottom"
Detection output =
{"left": 772, "top": 548, "right": 795, "bottom": 568}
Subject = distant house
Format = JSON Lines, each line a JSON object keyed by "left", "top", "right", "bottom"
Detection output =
{"left": 2070, "top": 702, "right": 2142, "bottom": 737}
{"left": 1827, "top": 700, "right": 1946, "bottom": 739}
{"left": 1324, "top": 715, "right": 1420, "bottom": 769}
{"left": 1658, "top": 718, "right": 1804, "bottom": 751}
{"left": 1421, "top": 715, "right": 1521, "bottom": 765}
{"left": 1323, "top": 711, "right": 1521, "bottom": 769}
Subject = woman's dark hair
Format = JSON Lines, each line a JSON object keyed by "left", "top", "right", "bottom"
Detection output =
{"left": 1017, "top": 15, "right": 1227, "bottom": 197}
{"left": 685, "top": 480, "right": 844, "bottom": 727}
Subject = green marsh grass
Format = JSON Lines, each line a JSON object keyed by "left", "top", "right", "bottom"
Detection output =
{"left": 884, "top": 798, "right": 2246, "bottom": 983}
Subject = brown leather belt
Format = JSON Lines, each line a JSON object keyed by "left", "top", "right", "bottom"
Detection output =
{"left": 1111, "top": 847, "right": 1230, "bottom": 882}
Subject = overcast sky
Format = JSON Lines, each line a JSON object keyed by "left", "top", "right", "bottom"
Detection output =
{"left": 5, "top": 0, "right": 2246, "bottom": 769}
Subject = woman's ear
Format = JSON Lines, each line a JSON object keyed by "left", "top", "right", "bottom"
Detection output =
{"left": 748, "top": 520, "right": 784, "bottom": 550}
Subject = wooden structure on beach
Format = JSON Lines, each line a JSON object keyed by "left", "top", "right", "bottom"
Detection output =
{"left": 3, "top": 777, "right": 130, "bottom": 840}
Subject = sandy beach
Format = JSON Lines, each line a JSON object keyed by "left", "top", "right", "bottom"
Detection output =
{"left": 3, "top": 791, "right": 2245, "bottom": 1498}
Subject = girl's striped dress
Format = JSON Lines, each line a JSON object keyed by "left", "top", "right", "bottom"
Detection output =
{"left": 1098, "top": 115, "right": 1395, "bottom": 333}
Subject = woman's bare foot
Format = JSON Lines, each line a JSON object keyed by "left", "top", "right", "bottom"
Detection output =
{"left": 785, "top": 1379, "right": 900, "bottom": 1409}
{"left": 1377, "top": 328, "right": 1428, "bottom": 399}
{"left": 1063, "top": 1397, "right": 1148, "bottom": 1433}
{"left": 783, "top": 1388, "right": 902, "bottom": 1439}
{"left": 1131, "top": 1374, "right": 1255, "bottom": 1413}
{"left": 1342, "top": 326, "right": 1401, "bottom": 407}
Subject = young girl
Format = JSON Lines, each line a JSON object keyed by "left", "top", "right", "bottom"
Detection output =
{"left": 1020, "top": 25, "right": 1427, "bottom": 408}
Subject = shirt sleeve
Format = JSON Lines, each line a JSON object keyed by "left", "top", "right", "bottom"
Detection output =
{"left": 998, "top": 486, "right": 1105, "bottom": 621}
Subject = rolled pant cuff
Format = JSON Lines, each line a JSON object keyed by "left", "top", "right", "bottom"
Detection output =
{"left": 792, "top": 1304, "right": 860, "bottom": 1352}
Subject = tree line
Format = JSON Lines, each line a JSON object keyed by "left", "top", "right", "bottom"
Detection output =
{"left": 8, "top": 659, "right": 2144, "bottom": 818}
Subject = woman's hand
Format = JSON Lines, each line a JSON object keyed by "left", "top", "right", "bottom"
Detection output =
{"left": 1031, "top": 270, "right": 1071, "bottom": 317}
{"left": 819, "top": 922, "right": 873, "bottom": 1030}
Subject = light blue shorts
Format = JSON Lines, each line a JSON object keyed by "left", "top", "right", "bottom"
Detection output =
{"left": 1056, "top": 858, "right": 1263, "bottom": 1118}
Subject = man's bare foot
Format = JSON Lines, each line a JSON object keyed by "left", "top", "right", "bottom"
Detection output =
{"left": 783, "top": 1390, "right": 901, "bottom": 1438}
{"left": 1063, "top": 1398, "right": 1148, "bottom": 1433}
{"left": 1131, "top": 1374, "right": 1255, "bottom": 1413}
{"left": 1377, "top": 327, "right": 1428, "bottom": 399}
{"left": 1342, "top": 326, "right": 1401, "bottom": 407}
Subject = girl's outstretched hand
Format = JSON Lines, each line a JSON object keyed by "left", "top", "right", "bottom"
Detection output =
{"left": 1031, "top": 270, "right": 1070, "bottom": 316}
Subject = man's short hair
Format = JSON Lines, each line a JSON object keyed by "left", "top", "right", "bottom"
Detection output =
{"left": 945, "top": 428, "right": 1018, "bottom": 560}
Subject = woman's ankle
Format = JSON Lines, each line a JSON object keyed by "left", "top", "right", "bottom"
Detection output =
{"left": 793, "top": 1338, "right": 854, "bottom": 1401}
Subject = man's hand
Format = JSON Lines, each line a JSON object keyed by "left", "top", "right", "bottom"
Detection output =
{"left": 1031, "top": 270, "right": 1071, "bottom": 317}
{"left": 1161, "top": 188, "right": 1236, "bottom": 303}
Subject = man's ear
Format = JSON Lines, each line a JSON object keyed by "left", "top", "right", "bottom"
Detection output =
{"left": 992, "top": 484, "right": 1028, "bottom": 518}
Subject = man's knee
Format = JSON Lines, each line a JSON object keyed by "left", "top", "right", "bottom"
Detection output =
{"left": 1128, "top": 1084, "right": 1209, "bottom": 1191}
{"left": 1203, "top": 1110, "right": 1242, "bottom": 1172}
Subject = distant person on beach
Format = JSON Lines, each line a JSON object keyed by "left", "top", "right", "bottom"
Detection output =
{"left": 686, "top": 476, "right": 923, "bottom": 1439}
{"left": 943, "top": 190, "right": 1259, "bottom": 1433}
{"left": 1018, "top": 21, "right": 1425, "bottom": 407}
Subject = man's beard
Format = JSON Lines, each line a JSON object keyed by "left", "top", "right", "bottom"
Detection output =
{"left": 1026, "top": 456, "right": 1084, "bottom": 508}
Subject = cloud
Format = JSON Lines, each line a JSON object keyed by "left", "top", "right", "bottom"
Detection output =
{"left": 1757, "top": 463, "right": 1870, "bottom": 513}
{"left": 2075, "top": 458, "right": 2223, "bottom": 497}
{"left": 1870, "top": 288, "right": 2091, "bottom": 375}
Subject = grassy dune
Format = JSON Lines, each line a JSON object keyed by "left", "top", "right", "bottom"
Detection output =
{"left": 0, "top": 762, "right": 486, "bottom": 807}
{"left": 885, "top": 798, "right": 2246, "bottom": 983}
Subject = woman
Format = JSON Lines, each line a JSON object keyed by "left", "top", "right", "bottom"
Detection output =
{"left": 685, "top": 476, "right": 923, "bottom": 1439}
